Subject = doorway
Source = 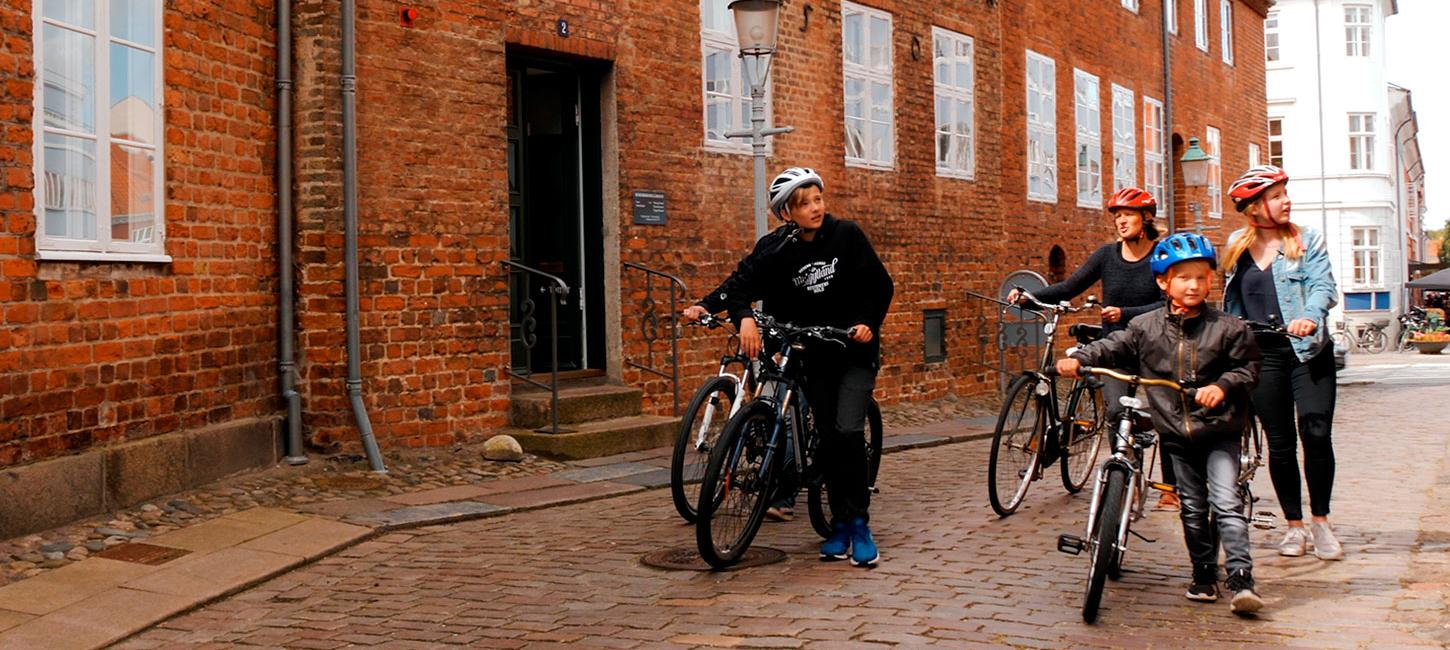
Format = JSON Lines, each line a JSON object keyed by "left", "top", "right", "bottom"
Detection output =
{"left": 506, "top": 53, "right": 606, "bottom": 374}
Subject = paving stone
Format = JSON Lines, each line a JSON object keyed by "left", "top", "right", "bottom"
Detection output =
{"left": 612, "top": 468, "right": 673, "bottom": 489}
{"left": 345, "top": 501, "right": 508, "bottom": 529}
{"left": 549, "top": 462, "right": 660, "bottom": 483}
{"left": 0, "top": 558, "right": 155, "bottom": 616}
{"left": 238, "top": 520, "right": 372, "bottom": 561}
{"left": 880, "top": 433, "right": 949, "bottom": 450}
{"left": 381, "top": 485, "right": 491, "bottom": 506}
{"left": 477, "top": 482, "right": 641, "bottom": 510}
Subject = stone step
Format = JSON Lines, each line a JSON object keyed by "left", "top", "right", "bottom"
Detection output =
{"left": 509, "top": 383, "right": 644, "bottom": 429}
{"left": 506, "top": 415, "right": 681, "bottom": 460}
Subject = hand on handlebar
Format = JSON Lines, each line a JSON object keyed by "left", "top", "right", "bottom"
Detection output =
{"left": 848, "top": 324, "right": 874, "bottom": 344}
{"left": 1101, "top": 306, "right": 1123, "bottom": 323}
{"left": 682, "top": 305, "right": 709, "bottom": 322}
{"left": 1286, "top": 318, "right": 1318, "bottom": 337}
{"left": 1055, "top": 357, "right": 1082, "bottom": 378}
{"left": 1194, "top": 384, "right": 1226, "bottom": 409}
{"left": 738, "top": 317, "right": 764, "bottom": 359}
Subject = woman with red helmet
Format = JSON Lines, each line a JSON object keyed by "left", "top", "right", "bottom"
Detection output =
{"left": 1222, "top": 165, "right": 1344, "bottom": 561}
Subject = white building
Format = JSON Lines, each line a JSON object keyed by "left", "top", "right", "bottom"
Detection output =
{"left": 1263, "top": 0, "right": 1427, "bottom": 338}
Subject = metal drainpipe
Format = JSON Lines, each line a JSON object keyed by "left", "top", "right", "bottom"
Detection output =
{"left": 1313, "top": 0, "right": 1329, "bottom": 236}
{"left": 342, "top": 0, "right": 386, "bottom": 473}
{"left": 1161, "top": 0, "right": 1175, "bottom": 233}
{"left": 277, "top": 0, "right": 306, "bottom": 465}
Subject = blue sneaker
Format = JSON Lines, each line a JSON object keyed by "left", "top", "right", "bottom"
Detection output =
{"left": 849, "top": 518, "right": 879, "bottom": 567}
{"left": 820, "top": 522, "right": 850, "bottom": 560}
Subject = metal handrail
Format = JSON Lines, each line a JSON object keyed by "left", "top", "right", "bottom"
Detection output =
{"left": 623, "top": 261, "right": 687, "bottom": 416}
{"left": 502, "top": 259, "right": 571, "bottom": 433}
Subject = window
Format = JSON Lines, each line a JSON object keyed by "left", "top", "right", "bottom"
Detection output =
{"left": 1111, "top": 84, "right": 1136, "bottom": 192}
{"left": 923, "top": 309, "right": 946, "bottom": 362}
{"left": 1220, "top": 0, "right": 1234, "bottom": 64}
{"left": 1167, "top": 0, "right": 1178, "bottom": 34}
{"left": 1026, "top": 50, "right": 1057, "bottom": 202}
{"left": 1351, "top": 227, "right": 1381, "bottom": 287}
{"left": 1249, "top": 142, "right": 1262, "bottom": 168}
{"left": 1268, "top": 117, "right": 1284, "bottom": 167}
{"left": 1074, "top": 69, "right": 1101, "bottom": 208}
{"left": 932, "top": 28, "right": 975, "bottom": 179}
{"left": 1143, "top": 97, "right": 1165, "bottom": 201}
{"left": 35, "top": 0, "right": 166, "bottom": 261}
{"left": 1195, "top": 0, "right": 1209, "bottom": 51}
{"left": 1344, "top": 4, "right": 1371, "bottom": 57}
{"left": 1122, "top": 0, "right": 1139, "bottom": 12}
{"left": 701, "top": 0, "right": 769, "bottom": 153}
{"left": 1205, "top": 126, "right": 1222, "bottom": 218}
{"left": 1344, "top": 291, "right": 1391, "bottom": 311}
{"left": 1348, "top": 113, "right": 1375, "bottom": 170}
{"left": 842, "top": 2, "right": 894, "bottom": 169}
{"left": 1264, "top": 10, "right": 1280, "bottom": 62}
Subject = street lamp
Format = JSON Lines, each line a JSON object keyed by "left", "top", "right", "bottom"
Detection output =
{"left": 724, "top": 0, "right": 793, "bottom": 239}
{"left": 1178, "top": 136, "right": 1215, "bottom": 234}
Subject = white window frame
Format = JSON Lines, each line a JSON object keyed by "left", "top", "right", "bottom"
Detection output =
{"left": 1073, "top": 69, "right": 1101, "bottom": 208}
{"left": 1344, "top": 4, "right": 1371, "bottom": 57}
{"left": 1205, "top": 126, "right": 1222, "bottom": 218}
{"left": 932, "top": 27, "right": 975, "bottom": 180}
{"left": 1268, "top": 116, "right": 1284, "bottom": 167}
{"left": 1249, "top": 142, "right": 1262, "bottom": 168}
{"left": 1167, "top": 0, "right": 1178, "bottom": 34}
{"left": 1111, "top": 84, "right": 1136, "bottom": 193}
{"left": 1195, "top": 0, "right": 1209, "bottom": 52}
{"left": 33, "top": 0, "right": 168, "bottom": 262}
{"left": 700, "top": 0, "right": 771, "bottom": 154}
{"left": 1220, "top": 0, "right": 1234, "bottom": 65}
{"left": 1143, "top": 96, "right": 1165, "bottom": 202}
{"left": 842, "top": 2, "right": 894, "bottom": 170}
{"left": 1264, "top": 10, "right": 1280, "bottom": 63}
{"left": 1351, "top": 226, "right": 1382, "bottom": 287}
{"left": 1122, "top": 0, "right": 1140, "bottom": 13}
{"left": 1025, "top": 50, "right": 1057, "bottom": 203}
{"left": 1348, "top": 112, "right": 1375, "bottom": 171}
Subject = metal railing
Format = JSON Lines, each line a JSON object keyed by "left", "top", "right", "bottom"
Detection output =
{"left": 502, "top": 260, "right": 571, "bottom": 433}
{"left": 964, "top": 290, "right": 1050, "bottom": 394}
{"left": 623, "top": 261, "right": 686, "bottom": 416}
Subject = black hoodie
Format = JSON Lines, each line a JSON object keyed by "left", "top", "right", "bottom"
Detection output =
{"left": 698, "top": 214, "right": 894, "bottom": 368}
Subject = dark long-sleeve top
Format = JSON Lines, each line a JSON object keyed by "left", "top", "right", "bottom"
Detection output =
{"left": 1031, "top": 242, "right": 1163, "bottom": 334}
{"left": 696, "top": 215, "right": 895, "bottom": 368}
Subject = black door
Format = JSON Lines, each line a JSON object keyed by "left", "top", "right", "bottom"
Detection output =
{"left": 506, "top": 55, "right": 605, "bottom": 374}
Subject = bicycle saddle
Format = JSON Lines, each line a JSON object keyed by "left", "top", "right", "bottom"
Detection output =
{"left": 1069, "top": 323, "right": 1103, "bottom": 345}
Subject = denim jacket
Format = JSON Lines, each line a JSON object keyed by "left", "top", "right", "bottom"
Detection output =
{"left": 1223, "top": 225, "right": 1339, "bottom": 362}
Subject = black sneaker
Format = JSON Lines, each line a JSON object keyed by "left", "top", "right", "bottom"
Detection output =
{"left": 1226, "top": 569, "right": 1263, "bottom": 615}
{"left": 1186, "top": 565, "right": 1218, "bottom": 602}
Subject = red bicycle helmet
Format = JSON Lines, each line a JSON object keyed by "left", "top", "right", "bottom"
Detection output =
{"left": 1108, "top": 186, "right": 1157, "bottom": 215}
{"left": 1229, "top": 165, "right": 1289, "bottom": 211}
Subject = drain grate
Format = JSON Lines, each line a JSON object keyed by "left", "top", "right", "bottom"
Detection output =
{"left": 312, "top": 474, "right": 387, "bottom": 490}
{"left": 94, "top": 542, "right": 191, "bottom": 566}
{"left": 640, "top": 546, "right": 786, "bottom": 571}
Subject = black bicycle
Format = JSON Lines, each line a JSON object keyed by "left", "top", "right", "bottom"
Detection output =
{"left": 669, "top": 315, "right": 757, "bottom": 524}
{"left": 694, "top": 313, "right": 881, "bottom": 569}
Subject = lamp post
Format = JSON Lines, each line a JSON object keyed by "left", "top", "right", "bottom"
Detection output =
{"left": 724, "top": 0, "right": 793, "bottom": 240}
{"left": 1178, "top": 137, "right": 1216, "bottom": 235}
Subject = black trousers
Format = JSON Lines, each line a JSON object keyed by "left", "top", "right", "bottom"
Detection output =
{"left": 802, "top": 359, "right": 876, "bottom": 525}
{"left": 1252, "top": 338, "right": 1337, "bottom": 520}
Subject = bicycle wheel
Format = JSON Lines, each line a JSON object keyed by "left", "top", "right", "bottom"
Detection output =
{"left": 1365, "top": 328, "right": 1389, "bottom": 354}
{"left": 1060, "top": 382, "right": 1105, "bottom": 493}
{"left": 695, "top": 400, "right": 777, "bottom": 569}
{"left": 1083, "top": 466, "right": 1129, "bottom": 624}
{"left": 1330, "top": 330, "right": 1353, "bottom": 352}
{"left": 670, "top": 376, "right": 737, "bottom": 523}
{"left": 989, "top": 375, "right": 1044, "bottom": 517}
{"left": 808, "top": 399, "right": 885, "bottom": 539}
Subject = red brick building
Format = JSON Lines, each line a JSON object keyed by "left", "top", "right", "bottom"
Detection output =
{"left": 0, "top": 0, "right": 1270, "bottom": 536}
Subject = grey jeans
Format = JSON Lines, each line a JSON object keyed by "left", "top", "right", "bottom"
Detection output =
{"left": 1170, "top": 436, "right": 1252, "bottom": 573}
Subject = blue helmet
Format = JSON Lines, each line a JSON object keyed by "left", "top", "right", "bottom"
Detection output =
{"left": 1150, "top": 232, "right": 1217, "bottom": 275}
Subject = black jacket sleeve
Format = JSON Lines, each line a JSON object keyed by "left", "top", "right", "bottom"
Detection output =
{"left": 1032, "top": 245, "right": 1107, "bottom": 305}
{"left": 1069, "top": 320, "right": 1140, "bottom": 370}
{"left": 1211, "top": 319, "right": 1263, "bottom": 395}
{"left": 695, "top": 226, "right": 791, "bottom": 318}
{"left": 841, "top": 221, "right": 894, "bottom": 335}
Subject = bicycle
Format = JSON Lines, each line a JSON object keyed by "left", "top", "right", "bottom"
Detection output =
{"left": 669, "top": 314, "right": 757, "bottom": 524}
{"left": 1055, "top": 366, "right": 1189, "bottom": 623}
{"left": 1330, "top": 318, "right": 1389, "bottom": 354}
{"left": 694, "top": 313, "right": 879, "bottom": 569}
{"left": 1395, "top": 306, "right": 1432, "bottom": 352}
{"left": 987, "top": 288, "right": 1107, "bottom": 518}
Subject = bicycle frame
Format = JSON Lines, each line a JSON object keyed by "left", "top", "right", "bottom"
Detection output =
{"left": 1082, "top": 393, "right": 1147, "bottom": 565}
{"left": 692, "top": 351, "right": 756, "bottom": 451}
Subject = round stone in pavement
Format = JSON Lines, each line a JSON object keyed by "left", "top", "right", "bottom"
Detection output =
{"left": 640, "top": 545, "right": 786, "bottom": 571}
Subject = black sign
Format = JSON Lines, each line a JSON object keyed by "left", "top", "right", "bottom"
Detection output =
{"left": 556, "top": 19, "right": 570, "bottom": 38}
{"left": 632, "top": 191, "right": 667, "bottom": 225}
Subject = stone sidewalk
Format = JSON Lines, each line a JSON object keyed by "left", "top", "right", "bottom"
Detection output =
{"left": 0, "top": 395, "right": 999, "bottom": 649}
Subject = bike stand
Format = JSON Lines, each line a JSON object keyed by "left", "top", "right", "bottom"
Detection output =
{"left": 1128, "top": 528, "right": 1156, "bottom": 544}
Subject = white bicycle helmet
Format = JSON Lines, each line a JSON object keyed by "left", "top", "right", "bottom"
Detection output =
{"left": 767, "top": 167, "right": 824, "bottom": 216}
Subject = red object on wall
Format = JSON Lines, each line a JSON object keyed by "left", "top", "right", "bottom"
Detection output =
{"left": 399, "top": 7, "right": 417, "bottom": 27}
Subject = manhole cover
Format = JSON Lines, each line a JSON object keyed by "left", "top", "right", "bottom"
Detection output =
{"left": 94, "top": 542, "right": 191, "bottom": 566}
{"left": 640, "top": 546, "right": 786, "bottom": 571}
{"left": 313, "top": 474, "right": 386, "bottom": 490}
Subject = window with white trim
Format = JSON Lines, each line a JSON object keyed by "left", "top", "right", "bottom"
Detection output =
{"left": 1143, "top": 97, "right": 1165, "bottom": 201}
{"left": 1026, "top": 50, "right": 1057, "bottom": 202}
{"left": 1348, "top": 112, "right": 1375, "bottom": 170}
{"left": 1111, "top": 84, "right": 1135, "bottom": 192}
{"left": 842, "top": 2, "right": 894, "bottom": 169}
{"left": 1167, "top": 0, "right": 1178, "bottom": 34}
{"left": 1205, "top": 126, "right": 1222, "bottom": 218}
{"left": 1249, "top": 142, "right": 1261, "bottom": 168}
{"left": 1268, "top": 117, "right": 1284, "bottom": 167}
{"left": 1344, "top": 4, "right": 1371, "bottom": 57}
{"left": 1073, "top": 69, "right": 1101, "bottom": 208}
{"left": 1195, "top": 0, "right": 1209, "bottom": 51}
{"left": 35, "top": 0, "right": 166, "bottom": 260}
{"left": 701, "top": 0, "right": 770, "bottom": 153}
{"left": 1264, "top": 10, "right": 1280, "bottom": 62}
{"left": 1220, "top": 0, "right": 1234, "bottom": 64}
{"left": 1351, "top": 227, "right": 1381, "bottom": 286}
{"left": 1122, "top": 0, "right": 1139, "bottom": 13}
{"left": 932, "top": 27, "right": 974, "bottom": 179}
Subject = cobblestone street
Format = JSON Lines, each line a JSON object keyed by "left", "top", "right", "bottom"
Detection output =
{"left": 120, "top": 362, "right": 1450, "bottom": 648}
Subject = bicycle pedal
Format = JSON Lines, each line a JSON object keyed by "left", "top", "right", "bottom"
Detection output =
{"left": 1128, "top": 529, "right": 1156, "bottom": 544}
{"left": 1148, "top": 482, "right": 1176, "bottom": 494}
{"left": 1251, "top": 512, "right": 1277, "bottom": 530}
{"left": 1056, "top": 534, "right": 1085, "bottom": 555}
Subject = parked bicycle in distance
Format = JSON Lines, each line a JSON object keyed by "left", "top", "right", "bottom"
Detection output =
{"left": 986, "top": 288, "right": 1107, "bottom": 518}
{"left": 1331, "top": 318, "right": 1389, "bottom": 354}
{"left": 670, "top": 314, "right": 756, "bottom": 524}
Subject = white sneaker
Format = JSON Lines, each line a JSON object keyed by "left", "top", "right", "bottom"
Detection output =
{"left": 1310, "top": 521, "right": 1344, "bottom": 560}
{"left": 1277, "top": 527, "right": 1308, "bottom": 557}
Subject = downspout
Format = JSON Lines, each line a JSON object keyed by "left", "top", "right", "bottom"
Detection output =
{"left": 1162, "top": 0, "right": 1175, "bottom": 233}
{"left": 342, "top": 0, "right": 386, "bottom": 473}
{"left": 277, "top": 0, "right": 306, "bottom": 465}
{"left": 1313, "top": 0, "right": 1329, "bottom": 235}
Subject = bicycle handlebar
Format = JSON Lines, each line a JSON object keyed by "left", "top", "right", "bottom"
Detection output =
{"left": 686, "top": 314, "right": 733, "bottom": 331}
{"left": 1240, "top": 316, "right": 1304, "bottom": 339}
{"left": 752, "top": 312, "right": 853, "bottom": 348}
{"left": 1048, "top": 365, "right": 1196, "bottom": 397}
{"left": 1010, "top": 286, "right": 1101, "bottom": 314}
